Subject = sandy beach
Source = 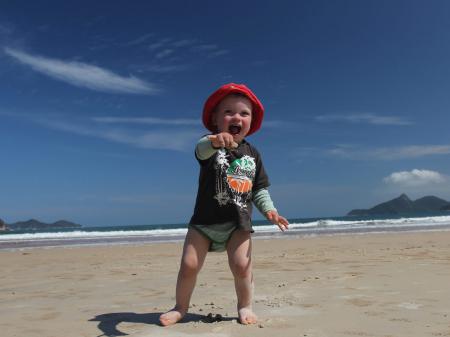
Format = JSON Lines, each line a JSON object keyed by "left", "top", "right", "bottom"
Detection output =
{"left": 1, "top": 230, "right": 450, "bottom": 337}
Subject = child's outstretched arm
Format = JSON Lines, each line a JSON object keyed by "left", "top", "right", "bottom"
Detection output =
{"left": 253, "top": 188, "right": 289, "bottom": 231}
{"left": 195, "top": 134, "right": 238, "bottom": 160}
{"left": 195, "top": 136, "right": 218, "bottom": 160}
{"left": 208, "top": 133, "right": 238, "bottom": 149}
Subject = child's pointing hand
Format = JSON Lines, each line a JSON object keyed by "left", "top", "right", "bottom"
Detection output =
{"left": 265, "top": 210, "right": 289, "bottom": 232}
{"left": 208, "top": 133, "right": 238, "bottom": 149}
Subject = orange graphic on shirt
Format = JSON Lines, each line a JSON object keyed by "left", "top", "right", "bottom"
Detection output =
{"left": 227, "top": 175, "right": 253, "bottom": 193}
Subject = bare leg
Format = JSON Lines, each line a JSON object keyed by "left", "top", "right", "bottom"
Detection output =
{"left": 227, "top": 230, "right": 257, "bottom": 325}
{"left": 159, "top": 228, "right": 210, "bottom": 326}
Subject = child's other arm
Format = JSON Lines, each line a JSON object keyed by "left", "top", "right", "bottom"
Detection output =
{"left": 253, "top": 188, "right": 289, "bottom": 231}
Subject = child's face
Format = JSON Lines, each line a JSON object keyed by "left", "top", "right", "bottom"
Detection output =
{"left": 213, "top": 95, "right": 252, "bottom": 142}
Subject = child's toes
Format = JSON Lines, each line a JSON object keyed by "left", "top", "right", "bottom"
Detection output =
{"left": 159, "top": 310, "right": 184, "bottom": 326}
{"left": 238, "top": 308, "right": 257, "bottom": 325}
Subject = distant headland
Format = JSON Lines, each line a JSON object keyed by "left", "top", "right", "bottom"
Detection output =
{"left": 348, "top": 194, "right": 450, "bottom": 216}
{"left": 0, "top": 218, "right": 81, "bottom": 232}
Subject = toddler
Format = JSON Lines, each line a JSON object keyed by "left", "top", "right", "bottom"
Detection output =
{"left": 159, "top": 83, "right": 289, "bottom": 326}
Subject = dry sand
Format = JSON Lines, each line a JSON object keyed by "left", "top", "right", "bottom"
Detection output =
{"left": 1, "top": 231, "right": 450, "bottom": 337}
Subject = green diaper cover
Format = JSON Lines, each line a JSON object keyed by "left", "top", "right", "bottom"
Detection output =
{"left": 189, "top": 222, "right": 238, "bottom": 252}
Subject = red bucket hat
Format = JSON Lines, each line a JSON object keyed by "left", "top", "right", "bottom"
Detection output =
{"left": 202, "top": 83, "right": 264, "bottom": 136}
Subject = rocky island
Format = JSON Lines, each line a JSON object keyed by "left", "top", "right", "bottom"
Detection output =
{"left": 0, "top": 218, "right": 81, "bottom": 231}
{"left": 0, "top": 218, "right": 7, "bottom": 231}
{"left": 348, "top": 194, "right": 450, "bottom": 216}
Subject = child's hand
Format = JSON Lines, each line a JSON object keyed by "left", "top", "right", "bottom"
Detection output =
{"left": 208, "top": 133, "right": 238, "bottom": 149}
{"left": 266, "top": 210, "right": 289, "bottom": 232}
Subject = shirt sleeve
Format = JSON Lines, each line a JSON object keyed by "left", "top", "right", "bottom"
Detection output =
{"left": 253, "top": 188, "right": 277, "bottom": 214}
{"left": 195, "top": 136, "right": 218, "bottom": 161}
{"left": 252, "top": 146, "right": 270, "bottom": 192}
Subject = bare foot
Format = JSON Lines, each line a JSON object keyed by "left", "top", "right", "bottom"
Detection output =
{"left": 159, "top": 309, "right": 185, "bottom": 326}
{"left": 238, "top": 307, "right": 257, "bottom": 325}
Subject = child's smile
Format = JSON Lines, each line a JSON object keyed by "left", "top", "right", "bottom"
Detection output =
{"left": 213, "top": 95, "right": 253, "bottom": 142}
{"left": 228, "top": 124, "right": 242, "bottom": 135}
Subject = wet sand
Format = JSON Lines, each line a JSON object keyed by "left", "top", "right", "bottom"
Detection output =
{"left": 1, "top": 230, "right": 450, "bottom": 337}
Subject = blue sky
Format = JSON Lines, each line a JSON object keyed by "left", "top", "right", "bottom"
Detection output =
{"left": 1, "top": 0, "right": 450, "bottom": 226}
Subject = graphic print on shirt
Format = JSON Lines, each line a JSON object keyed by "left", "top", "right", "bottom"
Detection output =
{"left": 214, "top": 149, "right": 256, "bottom": 210}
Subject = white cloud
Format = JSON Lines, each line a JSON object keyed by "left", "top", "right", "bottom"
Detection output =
{"left": 316, "top": 113, "right": 412, "bottom": 126}
{"left": 148, "top": 38, "right": 172, "bottom": 50}
{"left": 36, "top": 118, "right": 199, "bottom": 151}
{"left": 377, "top": 145, "right": 450, "bottom": 159}
{"left": 92, "top": 116, "right": 200, "bottom": 126}
{"left": 328, "top": 144, "right": 450, "bottom": 160}
{"left": 133, "top": 64, "right": 189, "bottom": 73}
{"left": 208, "top": 49, "right": 230, "bottom": 58}
{"left": 171, "top": 39, "right": 197, "bottom": 48}
{"left": 92, "top": 116, "right": 290, "bottom": 128}
{"left": 123, "top": 33, "right": 155, "bottom": 46}
{"left": 155, "top": 49, "right": 174, "bottom": 59}
{"left": 383, "top": 169, "right": 447, "bottom": 187}
{"left": 192, "top": 44, "right": 218, "bottom": 52}
{"left": 263, "top": 120, "right": 296, "bottom": 128}
{"left": 4, "top": 47, "right": 159, "bottom": 94}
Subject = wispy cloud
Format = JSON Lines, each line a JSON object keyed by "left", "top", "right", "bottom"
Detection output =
{"left": 316, "top": 113, "right": 412, "bottom": 126}
{"left": 148, "top": 38, "right": 172, "bottom": 50}
{"left": 171, "top": 39, "right": 197, "bottom": 48}
{"left": 155, "top": 49, "right": 174, "bottom": 59}
{"left": 263, "top": 120, "right": 297, "bottom": 128}
{"left": 140, "top": 36, "right": 228, "bottom": 65}
{"left": 92, "top": 116, "right": 200, "bottom": 126}
{"left": 190, "top": 43, "right": 229, "bottom": 58}
{"left": 4, "top": 47, "right": 159, "bottom": 95}
{"left": 37, "top": 118, "right": 199, "bottom": 151}
{"left": 131, "top": 64, "right": 189, "bottom": 73}
{"left": 123, "top": 33, "right": 155, "bottom": 46}
{"left": 208, "top": 49, "right": 230, "bottom": 58}
{"left": 328, "top": 144, "right": 450, "bottom": 160}
{"left": 93, "top": 116, "right": 292, "bottom": 129}
{"left": 384, "top": 169, "right": 447, "bottom": 187}
{"left": 192, "top": 44, "right": 218, "bottom": 52}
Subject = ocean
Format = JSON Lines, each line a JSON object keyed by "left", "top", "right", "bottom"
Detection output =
{"left": 1, "top": 212, "right": 450, "bottom": 250}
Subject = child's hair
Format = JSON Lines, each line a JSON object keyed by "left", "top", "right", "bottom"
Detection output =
{"left": 202, "top": 83, "right": 264, "bottom": 136}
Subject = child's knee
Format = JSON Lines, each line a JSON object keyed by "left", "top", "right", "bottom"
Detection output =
{"left": 180, "top": 256, "right": 201, "bottom": 277}
{"left": 230, "top": 259, "right": 251, "bottom": 279}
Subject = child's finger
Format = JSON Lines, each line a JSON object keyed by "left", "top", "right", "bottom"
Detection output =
{"left": 224, "top": 135, "right": 237, "bottom": 149}
{"left": 276, "top": 216, "right": 289, "bottom": 231}
{"left": 277, "top": 223, "right": 287, "bottom": 231}
{"left": 276, "top": 219, "right": 287, "bottom": 231}
{"left": 211, "top": 135, "right": 225, "bottom": 148}
{"left": 208, "top": 134, "right": 238, "bottom": 149}
{"left": 224, "top": 136, "right": 233, "bottom": 148}
{"left": 278, "top": 222, "right": 288, "bottom": 231}
{"left": 207, "top": 135, "right": 217, "bottom": 143}
{"left": 279, "top": 216, "right": 289, "bottom": 227}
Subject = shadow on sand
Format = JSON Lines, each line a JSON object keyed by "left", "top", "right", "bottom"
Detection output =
{"left": 89, "top": 311, "right": 235, "bottom": 336}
